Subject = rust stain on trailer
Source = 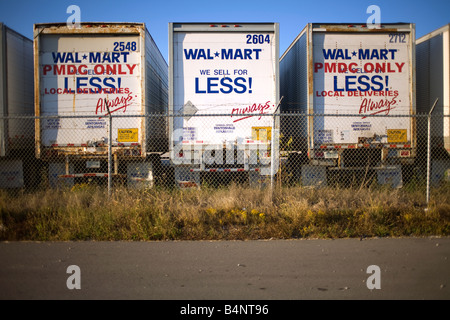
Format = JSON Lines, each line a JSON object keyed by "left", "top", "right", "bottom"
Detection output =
{"left": 315, "top": 25, "right": 404, "bottom": 33}
{"left": 35, "top": 23, "right": 142, "bottom": 35}
{"left": 33, "top": 27, "right": 41, "bottom": 159}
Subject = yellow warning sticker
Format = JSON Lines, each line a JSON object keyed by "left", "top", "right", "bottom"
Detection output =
{"left": 387, "top": 129, "right": 407, "bottom": 143}
{"left": 118, "top": 128, "right": 138, "bottom": 142}
{"left": 252, "top": 127, "right": 272, "bottom": 141}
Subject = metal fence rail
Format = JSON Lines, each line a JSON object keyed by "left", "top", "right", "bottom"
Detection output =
{"left": 0, "top": 113, "right": 449, "bottom": 204}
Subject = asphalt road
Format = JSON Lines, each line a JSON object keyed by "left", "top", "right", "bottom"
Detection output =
{"left": 0, "top": 237, "right": 449, "bottom": 301}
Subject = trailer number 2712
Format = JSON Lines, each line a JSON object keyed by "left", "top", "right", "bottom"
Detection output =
{"left": 246, "top": 34, "right": 270, "bottom": 44}
{"left": 388, "top": 33, "right": 406, "bottom": 43}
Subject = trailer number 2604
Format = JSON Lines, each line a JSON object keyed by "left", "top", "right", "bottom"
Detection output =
{"left": 246, "top": 34, "right": 270, "bottom": 44}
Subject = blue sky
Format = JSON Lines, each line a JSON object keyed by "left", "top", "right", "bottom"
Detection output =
{"left": 1, "top": 0, "right": 449, "bottom": 61}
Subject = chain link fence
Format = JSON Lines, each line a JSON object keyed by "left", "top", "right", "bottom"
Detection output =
{"left": 1, "top": 113, "right": 449, "bottom": 202}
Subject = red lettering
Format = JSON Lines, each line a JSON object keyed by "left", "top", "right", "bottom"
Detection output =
{"left": 96, "top": 92, "right": 134, "bottom": 116}
{"left": 349, "top": 63, "right": 358, "bottom": 73}
{"left": 338, "top": 63, "right": 347, "bottom": 73}
{"left": 359, "top": 92, "right": 399, "bottom": 118}
{"left": 55, "top": 65, "right": 65, "bottom": 75}
{"left": 231, "top": 101, "right": 271, "bottom": 122}
{"left": 395, "top": 62, "right": 405, "bottom": 73}
{"left": 126, "top": 64, "right": 137, "bottom": 74}
{"left": 43, "top": 65, "right": 52, "bottom": 75}
{"left": 94, "top": 65, "right": 104, "bottom": 75}
{"left": 106, "top": 64, "right": 116, "bottom": 75}
{"left": 325, "top": 63, "right": 336, "bottom": 73}
{"left": 314, "top": 63, "right": 323, "bottom": 73}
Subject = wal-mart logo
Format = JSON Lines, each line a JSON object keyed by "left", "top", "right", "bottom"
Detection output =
{"left": 184, "top": 48, "right": 262, "bottom": 60}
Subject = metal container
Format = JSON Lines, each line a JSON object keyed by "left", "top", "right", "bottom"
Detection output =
{"left": 416, "top": 23, "right": 450, "bottom": 156}
{"left": 416, "top": 23, "right": 450, "bottom": 185}
{"left": 0, "top": 23, "right": 34, "bottom": 188}
{"left": 34, "top": 22, "right": 168, "bottom": 187}
{"left": 168, "top": 23, "right": 279, "bottom": 187}
{"left": 280, "top": 23, "right": 416, "bottom": 187}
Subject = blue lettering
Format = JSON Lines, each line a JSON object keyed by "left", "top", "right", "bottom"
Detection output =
{"left": 221, "top": 49, "right": 261, "bottom": 60}
{"left": 358, "top": 49, "right": 398, "bottom": 60}
{"left": 102, "top": 53, "right": 111, "bottom": 63}
{"left": 233, "top": 77, "right": 247, "bottom": 94}
{"left": 254, "top": 49, "right": 262, "bottom": 59}
{"left": 220, "top": 77, "right": 233, "bottom": 94}
{"left": 111, "top": 52, "right": 120, "bottom": 63}
{"left": 357, "top": 75, "right": 371, "bottom": 91}
{"left": 195, "top": 77, "right": 206, "bottom": 93}
{"left": 76, "top": 77, "right": 88, "bottom": 90}
{"left": 323, "top": 49, "right": 336, "bottom": 60}
{"left": 89, "top": 77, "right": 102, "bottom": 91}
{"left": 333, "top": 76, "right": 344, "bottom": 91}
{"left": 65, "top": 53, "right": 75, "bottom": 63}
{"left": 197, "top": 50, "right": 207, "bottom": 59}
{"left": 103, "top": 77, "right": 116, "bottom": 89}
{"left": 90, "top": 52, "right": 101, "bottom": 63}
{"left": 334, "top": 49, "right": 352, "bottom": 60}
{"left": 52, "top": 52, "right": 66, "bottom": 63}
{"left": 184, "top": 49, "right": 197, "bottom": 59}
{"left": 234, "top": 49, "right": 243, "bottom": 60}
{"left": 222, "top": 49, "right": 233, "bottom": 60}
{"left": 194, "top": 77, "right": 250, "bottom": 94}
{"left": 184, "top": 48, "right": 262, "bottom": 60}
{"left": 184, "top": 49, "right": 214, "bottom": 60}
{"left": 371, "top": 75, "right": 383, "bottom": 91}
{"left": 345, "top": 76, "right": 357, "bottom": 91}
{"left": 359, "top": 49, "right": 370, "bottom": 60}
{"left": 63, "top": 77, "right": 75, "bottom": 93}
{"left": 335, "top": 75, "right": 385, "bottom": 91}
{"left": 207, "top": 77, "right": 219, "bottom": 94}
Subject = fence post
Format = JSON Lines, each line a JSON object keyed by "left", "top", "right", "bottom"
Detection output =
{"left": 271, "top": 97, "right": 283, "bottom": 191}
{"left": 426, "top": 98, "right": 439, "bottom": 206}
{"left": 106, "top": 99, "right": 112, "bottom": 197}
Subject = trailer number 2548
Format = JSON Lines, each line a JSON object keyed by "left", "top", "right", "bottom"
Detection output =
{"left": 113, "top": 41, "right": 137, "bottom": 51}
{"left": 246, "top": 34, "right": 270, "bottom": 44}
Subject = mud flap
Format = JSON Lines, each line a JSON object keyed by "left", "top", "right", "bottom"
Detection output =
{"left": 49, "top": 162, "right": 74, "bottom": 188}
{"left": 301, "top": 165, "right": 327, "bottom": 187}
{"left": 127, "top": 162, "right": 154, "bottom": 189}
{"left": 377, "top": 165, "right": 403, "bottom": 188}
{"left": 0, "top": 159, "right": 24, "bottom": 188}
{"left": 175, "top": 167, "right": 200, "bottom": 188}
{"left": 432, "top": 160, "right": 450, "bottom": 185}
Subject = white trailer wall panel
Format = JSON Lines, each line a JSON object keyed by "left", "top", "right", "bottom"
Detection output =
{"left": 169, "top": 23, "right": 279, "bottom": 186}
{"left": 0, "top": 23, "right": 34, "bottom": 157}
{"left": 170, "top": 23, "right": 279, "bottom": 145}
{"left": 416, "top": 24, "right": 450, "bottom": 155}
{"left": 34, "top": 23, "right": 168, "bottom": 158}
{"left": 281, "top": 23, "right": 416, "bottom": 157}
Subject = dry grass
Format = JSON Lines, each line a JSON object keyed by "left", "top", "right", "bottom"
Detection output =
{"left": 0, "top": 182, "right": 449, "bottom": 241}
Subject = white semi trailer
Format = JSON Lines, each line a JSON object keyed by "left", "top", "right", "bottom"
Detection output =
{"left": 34, "top": 22, "right": 168, "bottom": 188}
{"left": 280, "top": 23, "right": 416, "bottom": 188}
{"left": 416, "top": 23, "right": 450, "bottom": 184}
{"left": 0, "top": 23, "right": 34, "bottom": 189}
{"left": 168, "top": 23, "right": 280, "bottom": 187}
